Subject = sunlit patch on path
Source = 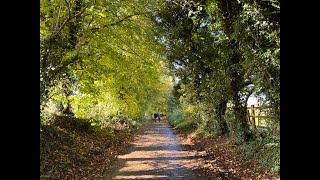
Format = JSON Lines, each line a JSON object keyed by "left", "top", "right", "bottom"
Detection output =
{"left": 106, "top": 120, "right": 203, "bottom": 179}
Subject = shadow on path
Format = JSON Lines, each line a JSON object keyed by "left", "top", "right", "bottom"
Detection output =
{"left": 104, "top": 120, "right": 206, "bottom": 180}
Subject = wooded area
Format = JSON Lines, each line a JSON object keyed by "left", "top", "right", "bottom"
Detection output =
{"left": 40, "top": 0, "right": 280, "bottom": 179}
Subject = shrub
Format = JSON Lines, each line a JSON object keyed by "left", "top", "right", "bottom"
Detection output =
{"left": 175, "top": 118, "right": 197, "bottom": 132}
{"left": 237, "top": 137, "right": 280, "bottom": 174}
{"left": 167, "top": 110, "right": 185, "bottom": 127}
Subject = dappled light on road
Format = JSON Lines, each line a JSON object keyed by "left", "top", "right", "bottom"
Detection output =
{"left": 109, "top": 120, "right": 202, "bottom": 179}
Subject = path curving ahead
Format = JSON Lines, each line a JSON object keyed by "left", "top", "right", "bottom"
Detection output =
{"left": 105, "top": 119, "right": 204, "bottom": 180}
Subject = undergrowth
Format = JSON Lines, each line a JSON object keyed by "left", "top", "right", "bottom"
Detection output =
{"left": 40, "top": 115, "right": 144, "bottom": 179}
{"left": 169, "top": 109, "right": 280, "bottom": 176}
{"left": 237, "top": 137, "right": 280, "bottom": 174}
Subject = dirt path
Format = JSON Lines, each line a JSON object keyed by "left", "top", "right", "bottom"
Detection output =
{"left": 104, "top": 119, "right": 205, "bottom": 180}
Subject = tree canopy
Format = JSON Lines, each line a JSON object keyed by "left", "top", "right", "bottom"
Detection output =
{"left": 40, "top": 0, "right": 171, "bottom": 128}
{"left": 41, "top": 0, "right": 280, "bottom": 175}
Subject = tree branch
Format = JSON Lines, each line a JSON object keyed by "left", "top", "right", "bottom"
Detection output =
{"left": 64, "top": 0, "right": 71, "bottom": 17}
{"left": 90, "top": 13, "right": 147, "bottom": 34}
{"left": 53, "top": 2, "right": 89, "bottom": 37}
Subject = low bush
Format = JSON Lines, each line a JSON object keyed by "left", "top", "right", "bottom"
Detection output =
{"left": 237, "top": 137, "right": 280, "bottom": 174}
{"left": 175, "top": 118, "right": 197, "bottom": 132}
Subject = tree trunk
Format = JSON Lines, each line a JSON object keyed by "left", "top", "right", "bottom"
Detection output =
{"left": 62, "top": 77, "right": 74, "bottom": 116}
{"left": 60, "top": 0, "right": 83, "bottom": 116}
{"left": 231, "top": 71, "right": 252, "bottom": 141}
{"left": 216, "top": 0, "right": 253, "bottom": 142}
{"left": 215, "top": 100, "right": 229, "bottom": 135}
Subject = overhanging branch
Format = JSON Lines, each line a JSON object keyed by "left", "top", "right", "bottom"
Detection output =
{"left": 89, "top": 13, "right": 148, "bottom": 34}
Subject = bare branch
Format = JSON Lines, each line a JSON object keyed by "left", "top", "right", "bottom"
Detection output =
{"left": 53, "top": 2, "right": 89, "bottom": 37}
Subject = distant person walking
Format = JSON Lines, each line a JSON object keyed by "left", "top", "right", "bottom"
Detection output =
{"left": 154, "top": 113, "right": 157, "bottom": 122}
{"left": 157, "top": 113, "right": 161, "bottom": 122}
